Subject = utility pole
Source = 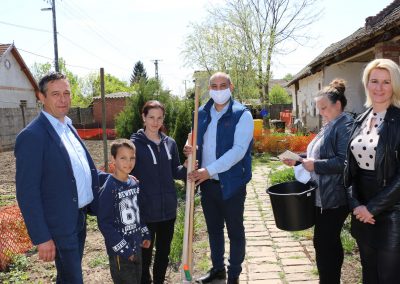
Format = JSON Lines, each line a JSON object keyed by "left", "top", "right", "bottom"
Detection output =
{"left": 151, "top": 59, "right": 162, "bottom": 81}
{"left": 183, "top": 79, "right": 191, "bottom": 96}
{"left": 42, "top": 0, "right": 59, "bottom": 72}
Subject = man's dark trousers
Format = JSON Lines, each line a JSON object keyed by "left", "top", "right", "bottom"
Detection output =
{"left": 200, "top": 180, "right": 246, "bottom": 278}
{"left": 54, "top": 209, "right": 87, "bottom": 284}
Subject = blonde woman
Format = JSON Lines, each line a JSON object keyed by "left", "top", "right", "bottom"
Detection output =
{"left": 344, "top": 58, "right": 400, "bottom": 283}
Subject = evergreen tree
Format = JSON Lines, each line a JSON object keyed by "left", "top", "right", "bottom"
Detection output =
{"left": 173, "top": 100, "right": 193, "bottom": 163}
{"left": 130, "top": 61, "right": 148, "bottom": 86}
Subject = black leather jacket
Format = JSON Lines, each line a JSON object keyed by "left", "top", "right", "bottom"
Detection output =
{"left": 314, "top": 113, "right": 354, "bottom": 209}
{"left": 344, "top": 106, "right": 400, "bottom": 216}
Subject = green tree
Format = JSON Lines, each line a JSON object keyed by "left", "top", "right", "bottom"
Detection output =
{"left": 92, "top": 73, "right": 132, "bottom": 98}
{"left": 31, "top": 59, "right": 92, "bottom": 107}
{"left": 183, "top": 21, "right": 258, "bottom": 101}
{"left": 283, "top": 73, "right": 294, "bottom": 82}
{"left": 115, "top": 78, "right": 167, "bottom": 138}
{"left": 31, "top": 62, "right": 52, "bottom": 82}
{"left": 115, "top": 79, "right": 192, "bottom": 163}
{"left": 130, "top": 61, "right": 148, "bottom": 86}
{"left": 183, "top": 0, "right": 320, "bottom": 106}
{"left": 269, "top": 85, "right": 292, "bottom": 104}
{"left": 173, "top": 100, "right": 193, "bottom": 162}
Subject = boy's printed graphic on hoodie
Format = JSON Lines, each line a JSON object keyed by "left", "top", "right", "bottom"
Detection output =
{"left": 97, "top": 176, "right": 150, "bottom": 259}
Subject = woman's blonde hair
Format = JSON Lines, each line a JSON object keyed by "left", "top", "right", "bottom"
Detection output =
{"left": 362, "top": 58, "right": 400, "bottom": 108}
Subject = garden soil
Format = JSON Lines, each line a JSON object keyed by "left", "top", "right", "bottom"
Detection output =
{"left": 1, "top": 140, "right": 359, "bottom": 283}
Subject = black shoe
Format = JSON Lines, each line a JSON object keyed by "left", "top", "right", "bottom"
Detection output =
{"left": 227, "top": 277, "right": 239, "bottom": 284}
{"left": 196, "top": 267, "right": 226, "bottom": 283}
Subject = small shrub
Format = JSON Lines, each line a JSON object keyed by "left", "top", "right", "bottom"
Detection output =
{"left": 341, "top": 216, "right": 356, "bottom": 254}
{"left": 269, "top": 167, "right": 295, "bottom": 185}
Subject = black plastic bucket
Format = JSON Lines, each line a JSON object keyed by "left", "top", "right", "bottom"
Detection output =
{"left": 266, "top": 181, "right": 315, "bottom": 231}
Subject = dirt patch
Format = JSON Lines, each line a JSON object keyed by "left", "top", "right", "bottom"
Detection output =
{"left": 0, "top": 140, "right": 360, "bottom": 283}
{"left": 0, "top": 140, "right": 207, "bottom": 283}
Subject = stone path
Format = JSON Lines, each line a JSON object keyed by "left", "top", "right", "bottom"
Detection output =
{"left": 228, "top": 165, "right": 318, "bottom": 283}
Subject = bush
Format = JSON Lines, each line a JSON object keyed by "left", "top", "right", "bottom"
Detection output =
{"left": 173, "top": 101, "right": 194, "bottom": 163}
{"left": 269, "top": 167, "right": 295, "bottom": 185}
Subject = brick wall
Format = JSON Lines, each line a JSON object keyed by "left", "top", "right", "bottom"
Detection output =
{"left": 375, "top": 40, "right": 400, "bottom": 64}
{"left": 92, "top": 98, "right": 128, "bottom": 128}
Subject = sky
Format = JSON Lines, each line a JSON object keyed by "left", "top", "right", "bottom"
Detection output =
{"left": 0, "top": 0, "right": 394, "bottom": 97}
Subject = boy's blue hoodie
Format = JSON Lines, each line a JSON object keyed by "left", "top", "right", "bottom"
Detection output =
{"left": 97, "top": 175, "right": 150, "bottom": 259}
{"left": 130, "top": 129, "right": 186, "bottom": 223}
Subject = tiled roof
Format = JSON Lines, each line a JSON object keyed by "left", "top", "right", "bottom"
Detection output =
{"left": 0, "top": 43, "right": 12, "bottom": 57}
{"left": 93, "top": 92, "right": 133, "bottom": 100}
{"left": 287, "top": 0, "right": 400, "bottom": 86}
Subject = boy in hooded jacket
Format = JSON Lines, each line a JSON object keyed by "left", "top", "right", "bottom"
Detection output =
{"left": 97, "top": 139, "right": 151, "bottom": 284}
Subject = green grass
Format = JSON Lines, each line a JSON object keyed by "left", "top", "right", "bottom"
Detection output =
{"left": 311, "top": 267, "right": 319, "bottom": 276}
{"left": 86, "top": 214, "right": 99, "bottom": 231}
{"left": 341, "top": 217, "right": 357, "bottom": 254}
{"left": 88, "top": 254, "right": 109, "bottom": 268}
{"left": 252, "top": 152, "right": 271, "bottom": 167}
{"left": 291, "top": 228, "right": 313, "bottom": 241}
{"left": 0, "top": 254, "right": 30, "bottom": 283}
{"left": 169, "top": 195, "right": 202, "bottom": 267}
{"left": 195, "top": 253, "right": 210, "bottom": 272}
{"left": 0, "top": 195, "right": 16, "bottom": 207}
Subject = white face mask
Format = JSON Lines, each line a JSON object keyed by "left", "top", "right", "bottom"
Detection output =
{"left": 209, "top": 88, "right": 232, "bottom": 105}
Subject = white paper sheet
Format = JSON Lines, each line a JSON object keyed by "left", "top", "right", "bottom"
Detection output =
{"left": 294, "top": 164, "right": 311, "bottom": 184}
{"left": 277, "top": 150, "right": 302, "bottom": 161}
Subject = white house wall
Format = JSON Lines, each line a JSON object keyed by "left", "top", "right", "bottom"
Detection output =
{"left": 323, "top": 63, "right": 366, "bottom": 115}
{"left": 297, "top": 72, "right": 323, "bottom": 132}
{"left": 291, "top": 62, "right": 367, "bottom": 132}
{"left": 0, "top": 52, "right": 37, "bottom": 109}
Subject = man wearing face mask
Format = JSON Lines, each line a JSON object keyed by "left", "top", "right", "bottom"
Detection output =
{"left": 186, "top": 72, "right": 254, "bottom": 284}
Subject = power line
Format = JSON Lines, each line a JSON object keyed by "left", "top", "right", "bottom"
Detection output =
{"left": 0, "top": 18, "right": 129, "bottom": 72}
{"left": 18, "top": 48, "right": 97, "bottom": 71}
{"left": 58, "top": 0, "right": 135, "bottom": 62}
{"left": 58, "top": 34, "right": 128, "bottom": 71}
{"left": 0, "top": 20, "right": 51, "bottom": 33}
{"left": 18, "top": 48, "right": 53, "bottom": 60}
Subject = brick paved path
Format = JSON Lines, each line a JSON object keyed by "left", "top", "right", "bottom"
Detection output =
{"left": 211, "top": 165, "right": 318, "bottom": 284}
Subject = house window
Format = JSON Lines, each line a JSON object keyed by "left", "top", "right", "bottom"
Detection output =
{"left": 4, "top": 59, "right": 11, "bottom": 70}
{"left": 318, "top": 83, "right": 321, "bottom": 90}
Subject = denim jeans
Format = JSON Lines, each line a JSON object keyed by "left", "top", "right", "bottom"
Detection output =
{"left": 200, "top": 180, "right": 246, "bottom": 278}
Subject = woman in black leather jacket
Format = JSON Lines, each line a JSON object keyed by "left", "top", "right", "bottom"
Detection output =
{"left": 344, "top": 58, "right": 400, "bottom": 284}
{"left": 283, "top": 79, "right": 353, "bottom": 284}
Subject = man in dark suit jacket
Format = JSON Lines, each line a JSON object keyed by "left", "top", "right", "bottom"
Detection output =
{"left": 15, "top": 72, "right": 101, "bottom": 283}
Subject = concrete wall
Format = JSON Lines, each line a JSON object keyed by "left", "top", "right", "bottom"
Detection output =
{"left": 0, "top": 52, "right": 37, "bottom": 109}
{"left": 93, "top": 98, "right": 128, "bottom": 128}
{"left": 0, "top": 107, "right": 39, "bottom": 151}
